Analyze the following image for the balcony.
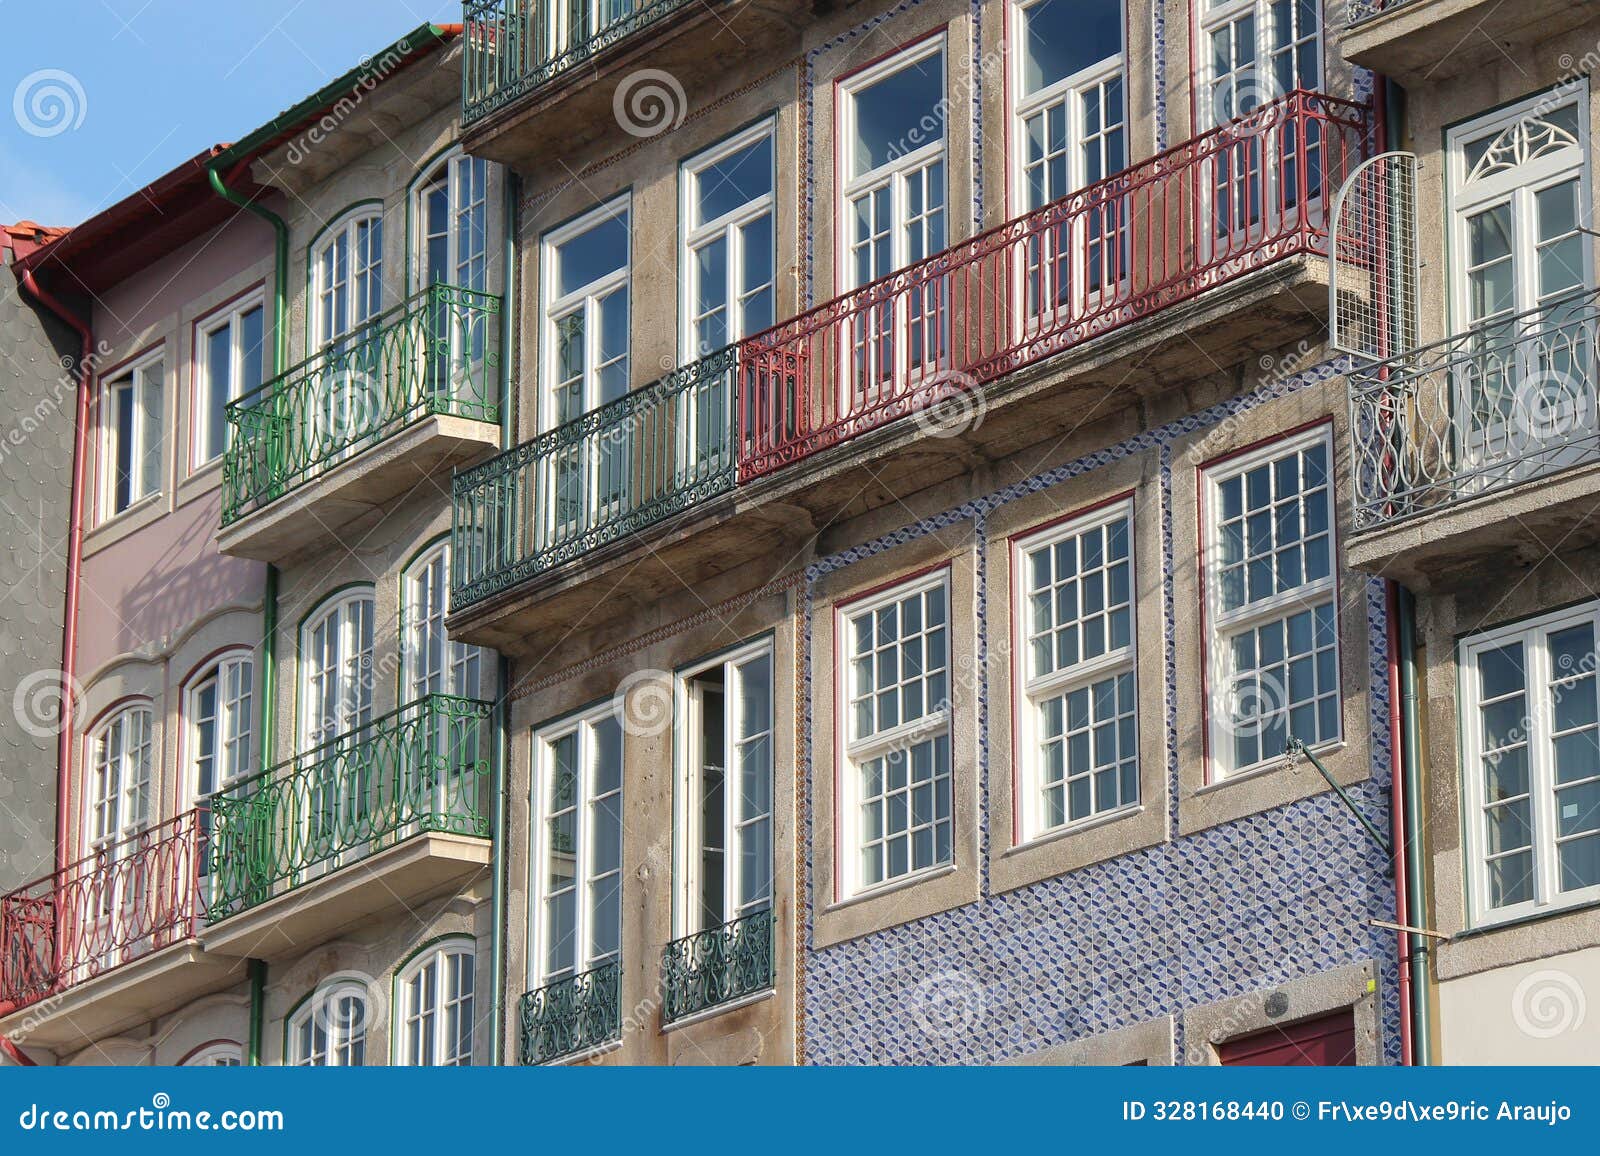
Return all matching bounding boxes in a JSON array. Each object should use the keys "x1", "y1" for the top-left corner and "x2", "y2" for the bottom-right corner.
[
  {"x1": 0, "y1": 813, "x2": 237, "y2": 1050},
  {"x1": 1341, "y1": 0, "x2": 1594, "y2": 83},
  {"x1": 448, "y1": 91, "x2": 1370, "y2": 647},
  {"x1": 201, "y1": 695, "x2": 494, "y2": 961},
  {"x1": 459, "y1": 0, "x2": 799, "y2": 167},
  {"x1": 660, "y1": 908, "x2": 774, "y2": 1026},
  {"x1": 217, "y1": 284, "x2": 502, "y2": 563},
  {"x1": 518, "y1": 961, "x2": 621, "y2": 1064},
  {"x1": 1346, "y1": 286, "x2": 1600, "y2": 589}
]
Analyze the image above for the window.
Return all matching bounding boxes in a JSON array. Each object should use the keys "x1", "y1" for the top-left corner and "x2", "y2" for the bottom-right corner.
[
  {"x1": 300, "y1": 590, "x2": 376, "y2": 751},
  {"x1": 1014, "y1": 0, "x2": 1124, "y2": 208},
  {"x1": 1447, "y1": 91, "x2": 1592, "y2": 477},
  {"x1": 1461, "y1": 603, "x2": 1600, "y2": 925},
  {"x1": 531, "y1": 705, "x2": 623, "y2": 990},
  {"x1": 287, "y1": 980, "x2": 368, "y2": 1066},
  {"x1": 100, "y1": 353, "x2": 163, "y2": 518},
  {"x1": 1199, "y1": 0, "x2": 1319, "y2": 125},
  {"x1": 313, "y1": 208, "x2": 385, "y2": 348},
  {"x1": 676, "y1": 641, "x2": 774, "y2": 936},
  {"x1": 837, "y1": 570, "x2": 953, "y2": 894},
  {"x1": 682, "y1": 124, "x2": 775, "y2": 356},
  {"x1": 1013, "y1": 500, "x2": 1137, "y2": 838},
  {"x1": 1203, "y1": 427, "x2": 1340, "y2": 778},
  {"x1": 403, "y1": 543, "x2": 482, "y2": 702},
  {"x1": 189, "y1": 653, "x2": 254, "y2": 871},
  {"x1": 418, "y1": 152, "x2": 490, "y2": 292},
  {"x1": 87, "y1": 704, "x2": 154, "y2": 858},
  {"x1": 183, "y1": 1042, "x2": 242, "y2": 1067},
  {"x1": 193, "y1": 296, "x2": 266, "y2": 467},
  {"x1": 541, "y1": 0, "x2": 636, "y2": 66},
  {"x1": 397, "y1": 942, "x2": 475, "y2": 1065},
  {"x1": 544, "y1": 198, "x2": 630, "y2": 427}
]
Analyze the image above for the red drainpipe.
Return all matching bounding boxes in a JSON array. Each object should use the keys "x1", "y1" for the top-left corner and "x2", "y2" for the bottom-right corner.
[
  {"x1": 16, "y1": 268, "x2": 92, "y2": 878},
  {"x1": 0, "y1": 1002, "x2": 37, "y2": 1065}
]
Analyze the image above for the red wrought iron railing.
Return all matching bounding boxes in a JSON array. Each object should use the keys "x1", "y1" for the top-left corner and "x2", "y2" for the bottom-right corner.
[
  {"x1": 736, "y1": 90, "x2": 1372, "y2": 481},
  {"x1": 0, "y1": 811, "x2": 203, "y2": 1014}
]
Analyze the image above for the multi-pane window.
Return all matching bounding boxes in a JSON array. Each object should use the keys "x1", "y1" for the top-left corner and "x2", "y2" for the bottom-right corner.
[
  {"x1": 314, "y1": 210, "x2": 385, "y2": 347},
  {"x1": 683, "y1": 123, "x2": 775, "y2": 356},
  {"x1": 404, "y1": 543, "x2": 482, "y2": 702},
  {"x1": 194, "y1": 297, "x2": 265, "y2": 467},
  {"x1": 532, "y1": 706, "x2": 623, "y2": 989},
  {"x1": 541, "y1": 0, "x2": 635, "y2": 65},
  {"x1": 301, "y1": 590, "x2": 375, "y2": 750},
  {"x1": 544, "y1": 198, "x2": 630, "y2": 426},
  {"x1": 101, "y1": 353, "x2": 163, "y2": 518},
  {"x1": 190, "y1": 653, "x2": 253, "y2": 872},
  {"x1": 183, "y1": 1043, "x2": 242, "y2": 1066},
  {"x1": 1204, "y1": 427, "x2": 1340, "y2": 777},
  {"x1": 677, "y1": 641, "x2": 774, "y2": 936},
  {"x1": 839, "y1": 571, "x2": 953, "y2": 893},
  {"x1": 397, "y1": 942, "x2": 475, "y2": 1066},
  {"x1": 1461, "y1": 604, "x2": 1600, "y2": 925},
  {"x1": 1200, "y1": 0, "x2": 1319, "y2": 124},
  {"x1": 288, "y1": 981, "x2": 367, "y2": 1066},
  {"x1": 1014, "y1": 500, "x2": 1138, "y2": 837},
  {"x1": 419, "y1": 153, "x2": 490, "y2": 292},
  {"x1": 88, "y1": 705, "x2": 154, "y2": 857}
]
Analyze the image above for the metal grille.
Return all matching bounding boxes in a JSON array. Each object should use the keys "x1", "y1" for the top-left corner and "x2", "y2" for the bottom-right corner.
[{"x1": 1330, "y1": 151, "x2": 1419, "y2": 361}]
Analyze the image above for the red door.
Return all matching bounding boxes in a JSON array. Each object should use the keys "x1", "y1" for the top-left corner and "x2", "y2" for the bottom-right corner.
[{"x1": 1217, "y1": 1009, "x2": 1357, "y2": 1066}]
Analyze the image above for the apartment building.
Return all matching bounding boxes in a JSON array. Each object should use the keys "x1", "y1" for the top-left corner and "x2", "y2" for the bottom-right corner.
[
  {"x1": 1339, "y1": 0, "x2": 1600, "y2": 1063},
  {"x1": 453, "y1": 0, "x2": 1400, "y2": 1065}
]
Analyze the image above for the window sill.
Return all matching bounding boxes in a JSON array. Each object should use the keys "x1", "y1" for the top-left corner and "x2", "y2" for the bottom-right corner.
[
  {"x1": 825, "y1": 861, "x2": 957, "y2": 913},
  {"x1": 1004, "y1": 803, "x2": 1144, "y2": 856},
  {"x1": 660, "y1": 986, "x2": 775, "y2": 1034},
  {"x1": 1193, "y1": 740, "x2": 1348, "y2": 795},
  {"x1": 1458, "y1": 895, "x2": 1600, "y2": 939},
  {"x1": 545, "y1": 1037, "x2": 623, "y2": 1066}
]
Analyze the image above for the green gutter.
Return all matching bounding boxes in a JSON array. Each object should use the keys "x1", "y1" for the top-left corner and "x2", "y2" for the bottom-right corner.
[
  {"x1": 207, "y1": 162, "x2": 288, "y2": 1066},
  {"x1": 1397, "y1": 586, "x2": 1433, "y2": 1065}
]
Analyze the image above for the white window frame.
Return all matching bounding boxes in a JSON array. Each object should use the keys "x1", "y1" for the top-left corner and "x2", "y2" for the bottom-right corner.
[
  {"x1": 541, "y1": 195, "x2": 632, "y2": 430},
  {"x1": 395, "y1": 939, "x2": 476, "y2": 1066},
  {"x1": 1459, "y1": 601, "x2": 1600, "y2": 928},
  {"x1": 286, "y1": 978, "x2": 369, "y2": 1067},
  {"x1": 1009, "y1": 0, "x2": 1126, "y2": 209},
  {"x1": 312, "y1": 206, "x2": 386, "y2": 350},
  {"x1": 192, "y1": 292, "x2": 266, "y2": 470},
  {"x1": 835, "y1": 568, "x2": 955, "y2": 897},
  {"x1": 1201, "y1": 424, "x2": 1342, "y2": 781},
  {"x1": 85, "y1": 703, "x2": 155, "y2": 860},
  {"x1": 1011, "y1": 498, "x2": 1139, "y2": 842},
  {"x1": 402, "y1": 542, "x2": 482, "y2": 702},
  {"x1": 680, "y1": 120, "x2": 777, "y2": 357},
  {"x1": 186, "y1": 651, "x2": 255, "y2": 805},
  {"x1": 299, "y1": 588, "x2": 376, "y2": 754},
  {"x1": 183, "y1": 1042, "x2": 242, "y2": 1066},
  {"x1": 98, "y1": 348, "x2": 165, "y2": 522},
  {"x1": 1196, "y1": 0, "x2": 1321, "y2": 127},
  {"x1": 528, "y1": 702, "x2": 625, "y2": 992},
  {"x1": 673, "y1": 638, "x2": 776, "y2": 938},
  {"x1": 415, "y1": 149, "x2": 491, "y2": 293}
]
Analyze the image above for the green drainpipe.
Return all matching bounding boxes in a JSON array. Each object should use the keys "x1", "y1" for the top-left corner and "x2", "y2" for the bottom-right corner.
[
  {"x1": 208, "y1": 163, "x2": 289, "y2": 1066},
  {"x1": 1397, "y1": 586, "x2": 1433, "y2": 1065},
  {"x1": 488, "y1": 170, "x2": 520, "y2": 1065}
]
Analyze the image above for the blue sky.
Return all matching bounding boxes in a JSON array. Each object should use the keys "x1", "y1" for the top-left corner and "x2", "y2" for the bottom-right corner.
[{"x1": 0, "y1": 0, "x2": 453, "y2": 228}]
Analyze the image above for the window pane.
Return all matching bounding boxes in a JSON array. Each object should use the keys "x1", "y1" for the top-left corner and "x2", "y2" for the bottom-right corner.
[
  {"x1": 695, "y1": 134, "x2": 773, "y2": 225},
  {"x1": 556, "y1": 211, "x2": 629, "y2": 297},
  {"x1": 851, "y1": 52, "x2": 944, "y2": 178},
  {"x1": 1020, "y1": 0, "x2": 1121, "y2": 96}
]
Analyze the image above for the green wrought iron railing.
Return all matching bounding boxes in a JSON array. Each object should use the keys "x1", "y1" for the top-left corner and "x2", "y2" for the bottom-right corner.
[
  {"x1": 221, "y1": 283, "x2": 500, "y2": 527},
  {"x1": 518, "y1": 961, "x2": 622, "y2": 1064},
  {"x1": 660, "y1": 908, "x2": 774, "y2": 1025},
  {"x1": 462, "y1": 0, "x2": 702, "y2": 123},
  {"x1": 206, "y1": 694, "x2": 493, "y2": 921},
  {"x1": 450, "y1": 344, "x2": 737, "y2": 611}
]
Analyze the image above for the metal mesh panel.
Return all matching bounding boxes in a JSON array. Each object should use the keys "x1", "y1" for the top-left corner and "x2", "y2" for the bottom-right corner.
[{"x1": 1330, "y1": 151, "x2": 1419, "y2": 361}]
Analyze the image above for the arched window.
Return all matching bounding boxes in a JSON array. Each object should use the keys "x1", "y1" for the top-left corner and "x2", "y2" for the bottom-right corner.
[
  {"x1": 86, "y1": 704, "x2": 155, "y2": 858},
  {"x1": 286, "y1": 979, "x2": 368, "y2": 1066},
  {"x1": 183, "y1": 1041, "x2": 242, "y2": 1067},
  {"x1": 300, "y1": 589, "x2": 376, "y2": 752},
  {"x1": 312, "y1": 208, "x2": 385, "y2": 349},
  {"x1": 416, "y1": 152, "x2": 490, "y2": 292},
  {"x1": 188, "y1": 652, "x2": 254, "y2": 804},
  {"x1": 396, "y1": 940, "x2": 475, "y2": 1065},
  {"x1": 403, "y1": 543, "x2": 481, "y2": 702}
]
